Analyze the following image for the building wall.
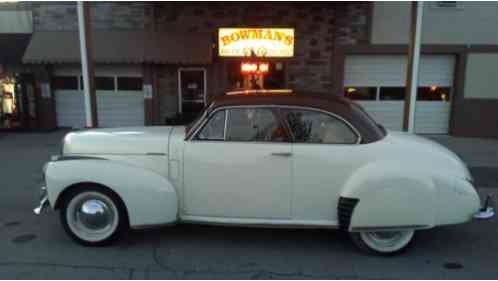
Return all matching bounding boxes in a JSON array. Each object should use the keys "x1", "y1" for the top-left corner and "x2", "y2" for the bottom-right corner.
[
  {"x1": 152, "y1": 2, "x2": 370, "y2": 118},
  {"x1": 32, "y1": 2, "x2": 148, "y2": 31},
  {"x1": 372, "y1": 2, "x2": 498, "y2": 45},
  {"x1": 464, "y1": 53, "x2": 498, "y2": 99}
]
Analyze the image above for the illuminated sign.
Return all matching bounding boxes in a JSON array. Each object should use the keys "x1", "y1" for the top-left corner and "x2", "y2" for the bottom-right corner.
[{"x1": 218, "y1": 28, "x2": 294, "y2": 58}]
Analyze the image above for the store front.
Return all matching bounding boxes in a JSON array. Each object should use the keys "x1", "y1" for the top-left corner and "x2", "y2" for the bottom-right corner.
[
  {"x1": 219, "y1": 28, "x2": 294, "y2": 92},
  {"x1": 0, "y1": 34, "x2": 35, "y2": 130}
]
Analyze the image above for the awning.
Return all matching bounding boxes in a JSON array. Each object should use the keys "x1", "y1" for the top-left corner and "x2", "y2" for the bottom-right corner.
[
  {"x1": 0, "y1": 34, "x2": 31, "y2": 65},
  {"x1": 22, "y1": 31, "x2": 213, "y2": 65}
]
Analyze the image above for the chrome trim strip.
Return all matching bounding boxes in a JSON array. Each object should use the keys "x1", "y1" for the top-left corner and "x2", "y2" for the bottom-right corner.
[
  {"x1": 145, "y1": 152, "x2": 167, "y2": 156},
  {"x1": 53, "y1": 155, "x2": 108, "y2": 162}
]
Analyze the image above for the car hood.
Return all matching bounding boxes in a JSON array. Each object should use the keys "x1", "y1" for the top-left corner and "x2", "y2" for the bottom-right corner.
[
  {"x1": 62, "y1": 126, "x2": 175, "y2": 155},
  {"x1": 382, "y1": 131, "x2": 472, "y2": 181}
]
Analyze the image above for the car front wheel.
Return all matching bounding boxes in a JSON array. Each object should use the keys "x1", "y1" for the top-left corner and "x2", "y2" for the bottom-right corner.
[
  {"x1": 60, "y1": 187, "x2": 128, "y2": 246},
  {"x1": 350, "y1": 230, "x2": 415, "y2": 255}
]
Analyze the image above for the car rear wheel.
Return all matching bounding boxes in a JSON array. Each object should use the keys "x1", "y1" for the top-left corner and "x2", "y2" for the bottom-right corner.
[
  {"x1": 60, "y1": 187, "x2": 128, "y2": 246},
  {"x1": 350, "y1": 230, "x2": 415, "y2": 255}
]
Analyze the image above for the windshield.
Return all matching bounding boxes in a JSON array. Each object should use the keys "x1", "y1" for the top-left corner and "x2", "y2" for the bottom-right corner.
[{"x1": 185, "y1": 104, "x2": 211, "y2": 136}]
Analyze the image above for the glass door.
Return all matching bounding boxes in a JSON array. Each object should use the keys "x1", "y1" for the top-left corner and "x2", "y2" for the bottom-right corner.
[{"x1": 178, "y1": 68, "x2": 206, "y2": 123}]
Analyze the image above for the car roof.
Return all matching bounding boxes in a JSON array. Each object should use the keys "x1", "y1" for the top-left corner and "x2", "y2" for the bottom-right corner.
[
  {"x1": 205, "y1": 89, "x2": 385, "y2": 144},
  {"x1": 210, "y1": 90, "x2": 354, "y2": 112}
]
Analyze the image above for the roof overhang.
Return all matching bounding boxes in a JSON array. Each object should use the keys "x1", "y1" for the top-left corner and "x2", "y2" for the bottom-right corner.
[
  {"x1": 23, "y1": 31, "x2": 213, "y2": 65},
  {"x1": 0, "y1": 33, "x2": 31, "y2": 65}
]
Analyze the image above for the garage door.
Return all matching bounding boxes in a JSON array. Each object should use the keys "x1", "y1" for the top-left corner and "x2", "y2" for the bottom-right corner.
[
  {"x1": 344, "y1": 55, "x2": 455, "y2": 134},
  {"x1": 53, "y1": 74, "x2": 144, "y2": 128}
]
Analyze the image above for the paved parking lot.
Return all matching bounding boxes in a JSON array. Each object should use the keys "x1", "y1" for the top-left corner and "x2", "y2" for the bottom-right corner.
[{"x1": 0, "y1": 130, "x2": 497, "y2": 279}]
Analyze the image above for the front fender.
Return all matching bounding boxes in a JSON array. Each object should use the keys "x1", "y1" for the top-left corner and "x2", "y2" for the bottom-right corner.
[
  {"x1": 45, "y1": 159, "x2": 178, "y2": 227},
  {"x1": 340, "y1": 161, "x2": 437, "y2": 231}
]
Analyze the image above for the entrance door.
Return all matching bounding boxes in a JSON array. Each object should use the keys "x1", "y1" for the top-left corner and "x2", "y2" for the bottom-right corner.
[
  {"x1": 178, "y1": 68, "x2": 206, "y2": 123},
  {"x1": 183, "y1": 107, "x2": 292, "y2": 219}
]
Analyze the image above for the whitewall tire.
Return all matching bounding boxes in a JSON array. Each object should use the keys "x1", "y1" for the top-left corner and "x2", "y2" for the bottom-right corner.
[
  {"x1": 60, "y1": 187, "x2": 128, "y2": 246},
  {"x1": 350, "y1": 230, "x2": 415, "y2": 255}
]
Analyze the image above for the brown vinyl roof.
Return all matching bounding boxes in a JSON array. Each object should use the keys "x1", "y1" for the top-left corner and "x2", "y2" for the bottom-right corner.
[
  {"x1": 208, "y1": 90, "x2": 386, "y2": 144},
  {"x1": 23, "y1": 31, "x2": 213, "y2": 64}
]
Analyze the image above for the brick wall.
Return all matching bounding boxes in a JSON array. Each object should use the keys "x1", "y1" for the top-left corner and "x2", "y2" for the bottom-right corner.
[
  {"x1": 153, "y1": 3, "x2": 369, "y2": 92},
  {"x1": 152, "y1": 2, "x2": 370, "y2": 119},
  {"x1": 32, "y1": 2, "x2": 147, "y2": 31}
]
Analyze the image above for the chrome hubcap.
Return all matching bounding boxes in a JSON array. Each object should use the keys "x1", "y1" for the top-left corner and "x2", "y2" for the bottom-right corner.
[
  {"x1": 77, "y1": 199, "x2": 113, "y2": 231},
  {"x1": 66, "y1": 192, "x2": 119, "y2": 242}
]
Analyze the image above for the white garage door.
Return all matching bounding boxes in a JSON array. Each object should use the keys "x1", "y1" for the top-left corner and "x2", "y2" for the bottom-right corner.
[
  {"x1": 55, "y1": 90, "x2": 145, "y2": 128},
  {"x1": 344, "y1": 55, "x2": 455, "y2": 134},
  {"x1": 53, "y1": 66, "x2": 145, "y2": 128}
]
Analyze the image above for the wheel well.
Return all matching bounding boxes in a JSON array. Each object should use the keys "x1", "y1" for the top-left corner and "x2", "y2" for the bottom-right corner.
[{"x1": 54, "y1": 182, "x2": 129, "y2": 223}]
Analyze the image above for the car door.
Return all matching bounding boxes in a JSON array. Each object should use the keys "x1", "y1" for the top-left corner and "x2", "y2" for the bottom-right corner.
[
  {"x1": 183, "y1": 106, "x2": 293, "y2": 220},
  {"x1": 281, "y1": 107, "x2": 361, "y2": 223}
]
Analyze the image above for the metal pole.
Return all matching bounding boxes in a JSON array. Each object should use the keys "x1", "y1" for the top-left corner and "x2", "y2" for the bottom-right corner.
[
  {"x1": 403, "y1": 1, "x2": 424, "y2": 133},
  {"x1": 77, "y1": 1, "x2": 98, "y2": 128}
]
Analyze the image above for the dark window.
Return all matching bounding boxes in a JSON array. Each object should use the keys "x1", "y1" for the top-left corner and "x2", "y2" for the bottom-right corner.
[
  {"x1": 52, "y1": 76, "x2": 78, "y2": 90},
  {"x1": 226, "y1": 108, "x2": 287, "y2": 142},
  {"x1": 380, "y1": 87, "x2": 405, "y2": 100},
  {"x1": 117, "y1": 77, "x2": 142, "y2": 91},
  {"x1": 282, "y1": 109, "x2": 358, "y2": 144},
  {"x1": 95, "y1": 77, "x2": 115, "y2": 91},
  {"x1": 344, "y1": 87, "x2": 377, "y2": 100},
  {"x1": 196, "y1": 110, "x2": 225, "y2": 141},
  {"x1": 417, "y1": 86, "x2": 451, "y2": 101}
]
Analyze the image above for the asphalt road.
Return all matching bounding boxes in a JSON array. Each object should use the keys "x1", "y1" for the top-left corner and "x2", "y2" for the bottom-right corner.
[{"x1": 1, "y1": 130, "x2": 497, "y2": 279}]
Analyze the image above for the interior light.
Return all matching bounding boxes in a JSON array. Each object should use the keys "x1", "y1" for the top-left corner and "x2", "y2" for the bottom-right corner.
[
  {"x1": 347, "y1": 88, "x2": 356, "y2": 93},
  {"x1": 241, "y1": 62, "x2": 258, "y2": 73},
  {"x1": 258, "y1": 63, "x2": 269, "y2": 73},
  {"x1": 430, "y1": 85, "x2": 438, "y2": 91}
]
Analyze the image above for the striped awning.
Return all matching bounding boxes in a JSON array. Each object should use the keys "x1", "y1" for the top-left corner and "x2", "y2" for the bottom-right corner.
[{"x1": 23, "y1": 31, "x2": 213, "y2": 64}]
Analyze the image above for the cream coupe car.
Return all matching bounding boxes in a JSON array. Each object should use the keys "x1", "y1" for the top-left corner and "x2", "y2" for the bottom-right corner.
[{"x1": 35, "y1": 89, "x2": 482, "y2": 255}]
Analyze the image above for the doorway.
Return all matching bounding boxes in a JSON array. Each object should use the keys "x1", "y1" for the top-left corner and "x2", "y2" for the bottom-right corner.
[{"x1": 178, "y1": 68, "x2": 207, "y2": 123}]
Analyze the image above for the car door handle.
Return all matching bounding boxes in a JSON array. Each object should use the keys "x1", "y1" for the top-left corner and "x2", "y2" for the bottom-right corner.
[{"x1": 271, "y1": 152, "x2": 293, "y2": 157}]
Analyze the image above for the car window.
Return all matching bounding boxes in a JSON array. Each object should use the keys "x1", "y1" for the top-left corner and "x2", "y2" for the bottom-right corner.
[
  {"x1": 226, "y1": 108, "x2": 288, "y2": 142},
  {"x1": 282, "y1": 109, "x2": 358, "y2": 144},
  {"x1": 196, "y1": 110, "x2": 225, "y2": 141}
]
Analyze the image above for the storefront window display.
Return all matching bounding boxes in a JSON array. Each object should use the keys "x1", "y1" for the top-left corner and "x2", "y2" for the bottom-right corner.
[{"x1": 0, "y1": 77, "x2": 17, "y2": 129}]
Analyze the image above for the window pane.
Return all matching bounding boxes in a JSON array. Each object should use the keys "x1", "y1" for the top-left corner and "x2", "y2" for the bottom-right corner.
[
  {"x1": 283, "y1": 109, "x2": 358, "y2": 144},
  {"x1": 95, "y1": 77, "x2": 115, "y2": 91},
  {"x1": 226, "y1": 108, "x2": 287, "y2": 142},
  {"x1": 379, "y1": 87, "x2": 405, "y2": 100},
  {"x1": 117, "y1": 77, "x2": 142, "y2": 91},
  {"x1": 196, "y1": 110, "x2": 225, "y2": 141},
  {"x1": 417, "y1": 86, "x2": 451, "y2": 101},
  {"x1": 344, "y1": 87, "x2": 377, "y2": 100},
  {"x1": 52, "y1": 76, "x2": 78, "y2": 90}
]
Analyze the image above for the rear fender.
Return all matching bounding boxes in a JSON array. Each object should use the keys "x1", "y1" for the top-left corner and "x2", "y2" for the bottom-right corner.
[
  {"x1": 340, "y1": 161, "x2": 437, "y2": 231},
  {"x1": 45, "y1": 158, "x2": 178, "y2": 227}
]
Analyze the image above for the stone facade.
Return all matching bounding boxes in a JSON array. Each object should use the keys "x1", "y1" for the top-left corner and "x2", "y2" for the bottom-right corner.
[
  {"x1": 150, "y1": 2, "x2": 370, "y2": 119},
  {"x1": 28, "y1": 2, "x2": 371, "y2": 123},
  {"x1": 32, "y1": 2, "x2": 147, "y2": 31},
  {"x1": 152, "y1": 3, "x2": 369, "y2": 92}
]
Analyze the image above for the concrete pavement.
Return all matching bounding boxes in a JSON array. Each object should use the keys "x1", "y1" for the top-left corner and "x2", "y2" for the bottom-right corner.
[{"x1": 0, "y1": 130, "x2": 497, "y2": 279}]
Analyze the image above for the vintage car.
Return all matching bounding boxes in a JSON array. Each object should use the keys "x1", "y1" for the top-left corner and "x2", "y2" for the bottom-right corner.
[{"x1": 35, "y1": 89, "x2": 482, "y2": 255}]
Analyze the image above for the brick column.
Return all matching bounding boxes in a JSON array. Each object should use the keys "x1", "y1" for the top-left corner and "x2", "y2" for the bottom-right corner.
[
  {"x1": 35, "y1": 65, "x2": 57, "y2": 130},
  {"x1": 143, "y1": 64, "x2": 160, "y2": 125}
]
